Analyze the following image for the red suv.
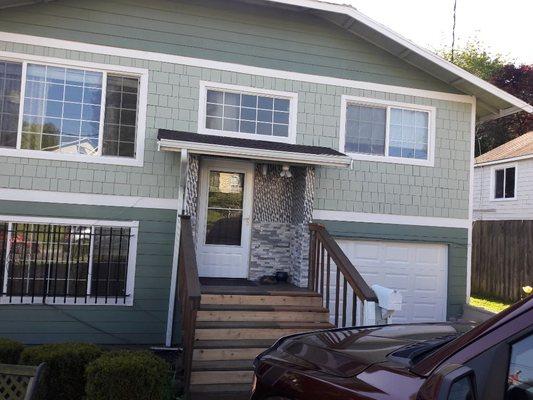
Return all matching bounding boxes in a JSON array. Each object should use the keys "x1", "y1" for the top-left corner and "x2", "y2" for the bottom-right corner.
[{"x1": 252, "y1": 296, "x2": 533, "y2": 400}]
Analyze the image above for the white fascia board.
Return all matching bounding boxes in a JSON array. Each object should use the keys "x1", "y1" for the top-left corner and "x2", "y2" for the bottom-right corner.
[
  {"x1": 158, "y1": 139, "x2": 352, "y2": 168},
  {"x1": 266, "y1": 0, "x2": 532, "y2": 116},
  {"x1": 0, "y1": 31, "x2": 473, "y2": 104},
  {"x1": 313, "y1": 209, "x2": 470, "y2": 229},
  {"x1": 474, "y1": 154, "x2": 533, "y2": 168}
]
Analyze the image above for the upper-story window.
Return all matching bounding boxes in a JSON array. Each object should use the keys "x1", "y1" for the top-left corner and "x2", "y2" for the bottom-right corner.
[
  {"x1": 0, "y1": 54, "x2": 147, "y2": 166},
  {"x1": 199, "y1": 82, "x2": 297, "y2": 144},
  {"x1": 493, "y1": 165, "x2": 516, "y2": 200},
  {"x1": 340, "y1": 96, "x2": 436, "y2": 166}
]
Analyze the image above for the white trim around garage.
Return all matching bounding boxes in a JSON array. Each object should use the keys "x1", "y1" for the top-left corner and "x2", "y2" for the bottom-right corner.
[
  {"x1": 0, "y1": 188, "x2": 178, "y2": 210},
  {"x1": 313, "y1": 209, "x2": 470, "y2": 229},
  {"x1": 0, "y1": 32, "x2": 475, "y2": 105}
]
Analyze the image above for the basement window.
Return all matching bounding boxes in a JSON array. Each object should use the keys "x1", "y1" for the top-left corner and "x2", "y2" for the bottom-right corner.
[{"x1": 0, "y1": 218, "x2": 138, "y2": 305}]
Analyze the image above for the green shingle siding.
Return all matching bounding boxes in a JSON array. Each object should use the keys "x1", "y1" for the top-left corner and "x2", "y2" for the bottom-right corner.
[
  {"x1": 0, "y1": 200, "x2": 177, "y2": 345},
  {"x1": 0, "y1": 0, "x2": 457, "y2": 92},
  {"x1": 318, "y1": 220, "x2": 468, "y2": 318},
  {"x1": 0, "y1": 39, "x2": 472, "y2": 220}
]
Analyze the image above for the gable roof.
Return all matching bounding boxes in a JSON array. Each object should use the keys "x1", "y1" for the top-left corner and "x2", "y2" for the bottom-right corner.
[
  {"x1": 2, "y1": 0, "x2": 532, "y2": 122},
  {"x1": 475, "y1": 131, "x2": 533, "y2": 166}
]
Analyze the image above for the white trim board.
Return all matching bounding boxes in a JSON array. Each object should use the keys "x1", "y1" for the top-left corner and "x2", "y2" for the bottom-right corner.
[
  {"x1": 158, "y1": 138, "x2": 352, "y2": 168},
  {"x1": 475, "y1": 154, "x2": 533, "y2": 167},
  {"x1": 0, "y1": 188, "x2": 178, "y2": 210},
  {"x1": 313, "y1": 210, "x2": 470, "y2": 229},
  {"x1": 0, "y1": 32, "x2": 474, "y2": 105}
]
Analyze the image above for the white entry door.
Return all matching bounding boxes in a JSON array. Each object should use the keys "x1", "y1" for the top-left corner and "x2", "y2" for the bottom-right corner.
[
  {"x1": 197, "y1": 159, "x2": 254, "y2": 278},
  {"x1": 336, "y1": 239, "x2": 448, "y2": 323}
]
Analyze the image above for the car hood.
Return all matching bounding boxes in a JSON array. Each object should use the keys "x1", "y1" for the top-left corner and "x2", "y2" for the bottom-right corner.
[{"x1": 269, "y1": 323, "x2": 472, "y2": 378}]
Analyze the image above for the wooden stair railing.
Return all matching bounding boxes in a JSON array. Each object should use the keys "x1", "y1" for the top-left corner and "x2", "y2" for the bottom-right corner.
[
  {"x1": 308, "y1": 223, "x2": 378, "y2": 328},
  {"x1": 177, "y1": 216, "x2": 201, "y2": 396}
]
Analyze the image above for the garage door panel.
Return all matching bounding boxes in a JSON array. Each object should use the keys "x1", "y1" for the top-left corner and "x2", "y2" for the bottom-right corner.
[{"x1": 337, "y1": 239, "x2": 448, "y2": 324}]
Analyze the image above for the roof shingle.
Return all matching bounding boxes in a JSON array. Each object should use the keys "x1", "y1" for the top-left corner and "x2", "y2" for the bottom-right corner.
[{"x1": 475, "y1": 132, "x2": 533, "y2": 165}]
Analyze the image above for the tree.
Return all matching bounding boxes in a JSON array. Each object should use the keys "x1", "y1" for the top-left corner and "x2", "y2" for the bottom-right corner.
[
  {"x1": 441, "y1": 43, "x2": 532, "y2": 156},
  {"x1": 440, "y1": 40, "x2": 506, "y2": 80}
]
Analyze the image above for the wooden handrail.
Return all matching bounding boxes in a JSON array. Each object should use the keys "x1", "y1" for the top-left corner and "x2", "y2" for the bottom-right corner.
[
  {"x1": 308, "y1": 223, "x2": 377, "y2": 328},
  {"x1": 177, "y1": 216, "x2": 201, "y2": 396}
]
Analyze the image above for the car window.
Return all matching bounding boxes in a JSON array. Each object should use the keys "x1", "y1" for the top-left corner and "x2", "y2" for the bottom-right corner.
[
  {"x1": 507, "y1": 333, "x2": 533, "y2": 400},
  {"x1": 448, "y1": 375, "x2": 476, "y2": 400}
]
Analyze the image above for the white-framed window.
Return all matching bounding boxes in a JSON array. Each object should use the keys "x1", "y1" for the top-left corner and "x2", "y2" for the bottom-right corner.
[
  {"x1": 0, "y1": 52, "x2": 148, "y2": 167},
  {"x1": 339, "y1": 95, "x2": 436, "y2": 166},
  {"x1": 0, "y1": 216, "x2": 138, "y2": 306},
  {"x1": 198, "y1": 81, "x2": 298, "y2": 144},
  {"x1": 491, "y1": 164, "x2": 517, "y2": 201}
]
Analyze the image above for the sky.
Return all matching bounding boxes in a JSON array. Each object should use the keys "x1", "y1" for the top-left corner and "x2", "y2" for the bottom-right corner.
[{"x1": 332, "y1": 0, "x2": 532, "y2": 64}]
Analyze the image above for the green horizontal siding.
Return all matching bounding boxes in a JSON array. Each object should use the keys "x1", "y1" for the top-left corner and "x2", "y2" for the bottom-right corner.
[
  {"x1": 0, "y1": 0, "x2": 456, "y2": 92},
  {"x1": 0, "y1": 201, "x2": 177, "y2": 345},
  {"x1": 317, "y1": 220, "x2": 468, "y2": 318}
]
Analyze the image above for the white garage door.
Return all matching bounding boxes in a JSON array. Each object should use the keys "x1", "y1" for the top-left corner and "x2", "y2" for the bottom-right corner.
[{"x1": 336, "y1": 239, "x2": 448, "y2": 323}]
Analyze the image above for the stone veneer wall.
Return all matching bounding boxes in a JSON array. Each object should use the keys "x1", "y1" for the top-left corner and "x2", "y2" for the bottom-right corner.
[
  {"x1": 184, "y1": 154, "x2": 200, "y2": 239},
  {"x1": 249, "y1": 164, "x2": 315, "y2": 287}
]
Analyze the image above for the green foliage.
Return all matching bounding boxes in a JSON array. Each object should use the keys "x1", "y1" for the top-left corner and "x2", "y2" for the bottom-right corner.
[
  {"x1": 85, "y1": 350, "x2": 171, "y2": 400},
  {"x1": 20, "y1": 343, "x2": 103, "y2": 400},
  {"x1": 470, "y1": 296, "x2": 512, "y2": 314},
  {"x1": 440, "y1": 40, "x2": 506, "y2": 81},
  {"x1": 0, "y1": 338, "x2": 24, "y2": 364}
]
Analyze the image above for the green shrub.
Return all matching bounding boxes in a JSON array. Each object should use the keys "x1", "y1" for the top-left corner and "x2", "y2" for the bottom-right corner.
[
  {"x1": 0, "y1": 338, "x2": 24, "y2": 364},
  {"x1": 86, "y1": 351, "x2": 171, "y2": 400},
  {"x1": 20, "y1": 342, "x2": 103, "y2": 400}
]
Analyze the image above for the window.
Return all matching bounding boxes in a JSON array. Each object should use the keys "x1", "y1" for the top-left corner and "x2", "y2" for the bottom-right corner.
[
  {"x1": 199, "y1": 82, "x2": 297, "y2": 143},
  {"x1": 507, "y1": 334, "x2": 533, "y2": 399},
  {"x1": 493, "y1": 166, "x2": 516, "y2": 200},
  {"x1": 0, "y1": 218, "x2": 138, "y2": 305},
  {"x1": 0, "y1": 54, "x2": 147, "y2": 165},
  {"x1": 448, "y1": 375, "x2": 476, "y2": 400},
  {"x1": 340, "y1": 96, "x2": 435, "y2": 166}
]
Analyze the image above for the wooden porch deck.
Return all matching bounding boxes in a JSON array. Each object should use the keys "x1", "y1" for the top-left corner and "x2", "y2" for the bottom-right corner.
[{"x1": 200, "y1": 278, "x2": 316, "y2": 295}]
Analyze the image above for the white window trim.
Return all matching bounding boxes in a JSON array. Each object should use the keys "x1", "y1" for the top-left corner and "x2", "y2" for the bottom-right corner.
[
  {"x1": 0, "y1": 215, "x2": 138, "y2": 306},
  {"x1": 339, "y1": 95, "x2": 436, "y2": 167},
  {"x1": 490, "y1": 163, "x2": 517, "y2": 201},
  {"x1": 198, "y1": 81, "x2": 298, "y2": 144},
  {"x1": 0, "y1": 51, "x2": 149, "y2": 167}
]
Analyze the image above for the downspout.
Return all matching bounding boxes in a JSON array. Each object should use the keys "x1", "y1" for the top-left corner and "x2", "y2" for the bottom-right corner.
[{"x1": 165, "y1": 148, "x2": 189, "y2": 347}]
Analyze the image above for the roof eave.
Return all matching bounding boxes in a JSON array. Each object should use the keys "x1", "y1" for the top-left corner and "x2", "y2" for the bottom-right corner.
[{"x1": 158, "y1": 138, "x2": 352, "y2": 168}]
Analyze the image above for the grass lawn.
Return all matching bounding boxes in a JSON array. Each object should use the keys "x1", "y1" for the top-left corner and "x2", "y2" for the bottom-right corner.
[{"x1": 470, "y1": 296, "x2": 513, "y2": 314}]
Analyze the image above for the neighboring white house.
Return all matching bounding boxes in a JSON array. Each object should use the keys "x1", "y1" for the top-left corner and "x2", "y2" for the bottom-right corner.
[{"x1": 474, "y1": 131, "x2": 533, "y2": 220}]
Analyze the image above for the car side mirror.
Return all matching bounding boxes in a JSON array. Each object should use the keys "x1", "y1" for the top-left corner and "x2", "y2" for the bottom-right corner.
[{"x1": 418, "y1": 364, "x2": 477, "y2": 400}]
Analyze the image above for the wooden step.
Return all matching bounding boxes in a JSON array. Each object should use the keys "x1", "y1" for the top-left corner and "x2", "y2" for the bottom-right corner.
[
  {"x1": 190, "y1": 370, "x2": 254, "y2": 385},
  {"x1": 195, "y1": 321, "x2": 333, "y2": 340},
  {"x1": 192, "y1": 360, "x2": 254, "y2": 371},
  {"x1": 193, "y1": 340, "x2": 273, "y2": 361},
  {"x1": 201, "y1": 293, "x2": 323, "y2": 307},
  {"x1": 189, "y1": 384, "x2": 251, "y2": 400},
  {"x1": 197, "y1": 304, "x2": 329, "y2": 322}
]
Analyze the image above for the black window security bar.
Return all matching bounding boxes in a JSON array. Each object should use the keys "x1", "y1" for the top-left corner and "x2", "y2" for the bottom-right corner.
[{"x1": 0, "y1": 223, "x2": 133, "y2": 305}]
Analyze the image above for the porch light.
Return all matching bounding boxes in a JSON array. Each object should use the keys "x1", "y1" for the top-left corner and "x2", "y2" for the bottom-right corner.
[{"x1": 280, "y1": 164, "x2": 292, "y2": 178}]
